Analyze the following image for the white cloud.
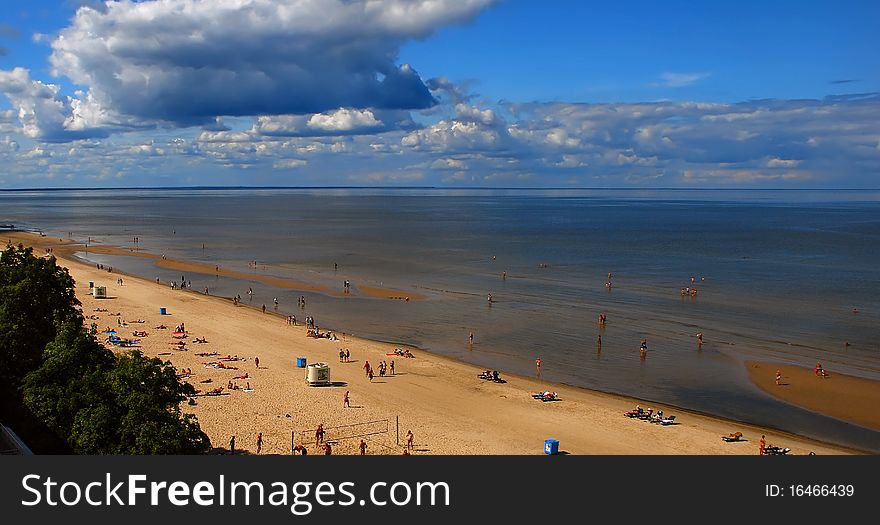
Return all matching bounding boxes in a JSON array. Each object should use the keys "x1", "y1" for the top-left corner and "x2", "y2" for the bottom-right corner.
[
  {"x1": 273, "y1": 159, "x2": 307, "y2": 169},
  {"x1": 654, "y1": 72, "x2": 711, "y2": 88},
  {"x1": 41, "y1": 0, "x2": 492, "y2": 129},
  {"x1": 766, "y1": 157, "x2": 801, "y2": 168},
  {"x1": 307, "y1": 108, "x2": 382, "y2": 132}
]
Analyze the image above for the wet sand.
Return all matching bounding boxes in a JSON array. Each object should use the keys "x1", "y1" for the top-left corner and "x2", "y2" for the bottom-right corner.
[
  {"x1": 746, "y1": 362, "x2": 880, "y2": 431},
  {"x1": 6, "y1": 231, "x2": 861, "y2": 455},
  {"x1": 356, "y1": 284, "x2": 425, "y2": 301},
  {"x1": 5, "y1": 232, "x2": 423, "y2": 300}
]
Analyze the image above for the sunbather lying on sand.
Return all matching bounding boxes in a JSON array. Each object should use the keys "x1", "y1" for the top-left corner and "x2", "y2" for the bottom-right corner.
[
  {"x1": 154, "y1": 324, "x2": 167, "y2": 329},
  {"x1": 193, "y1": 337, "x2": 208, "y2": 343},
  {"x1": 532, "y1": 391, "x2": 558, "y2": 401}
]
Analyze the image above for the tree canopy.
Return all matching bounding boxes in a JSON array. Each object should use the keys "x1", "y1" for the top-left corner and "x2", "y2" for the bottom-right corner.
[
  {"x1": 0, "y1": 244, "x2": 81, "y2": 387},
  {"x1": 3, "y1": 243, "x2": 211, "y2": 454}
]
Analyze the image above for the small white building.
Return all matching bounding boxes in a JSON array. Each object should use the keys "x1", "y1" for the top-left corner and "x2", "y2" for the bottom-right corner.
[{"x1": 305, "y1": 363, "x2": 331, "y2": 386}]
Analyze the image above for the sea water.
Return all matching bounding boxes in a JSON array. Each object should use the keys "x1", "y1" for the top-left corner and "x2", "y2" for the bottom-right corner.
[{"x1": 3, "y1": 188, "x2": 879, "y2": 451}]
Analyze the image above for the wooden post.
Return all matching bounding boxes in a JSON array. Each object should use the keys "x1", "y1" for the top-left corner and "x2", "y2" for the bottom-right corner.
[
  {"x1": 396, "y1": 416, "x2": 399, "y2": 445},
  {"x1": 291, "y1": 431, "x2": 295, "y2": 455}
]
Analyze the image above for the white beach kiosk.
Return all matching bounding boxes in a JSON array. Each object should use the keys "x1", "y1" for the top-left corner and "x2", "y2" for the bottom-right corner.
[{"x1": 305, "y1": 363, "x2": 331, "y2": 386}]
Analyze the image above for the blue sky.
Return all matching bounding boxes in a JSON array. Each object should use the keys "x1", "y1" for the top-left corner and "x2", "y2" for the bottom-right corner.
[{"x1": 0, "y1": 0, "x2": 878, "y2": 188}]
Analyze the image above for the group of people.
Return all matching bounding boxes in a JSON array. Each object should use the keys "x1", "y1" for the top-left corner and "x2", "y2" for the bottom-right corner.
[
  {"x1": 391, "y1": 348, "x2": 414, "y2": 358},
  {"x1": 478, "y1": 370, "x2": 502, "y2": 382},
  {"x1": 172, "y1": 275, "x2": 191, "y2": 290},
  {"x1": 338, "y1": 348, "x2": 351, "y2": 362},
  {"x1": 360, "y1": 359, "x2": 393, "y2": 380}
]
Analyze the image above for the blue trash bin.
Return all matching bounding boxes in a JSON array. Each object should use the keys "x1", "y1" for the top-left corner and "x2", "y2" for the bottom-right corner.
[
  {"x1": 159, "y1": 307, "x2": 167, "y2": 315},
  {"x1": 296, "y1": 357, "x2": 307, "y2": 368},
  {"x1": 544, "y1": 439, "x2": 559, "y2": 455}
]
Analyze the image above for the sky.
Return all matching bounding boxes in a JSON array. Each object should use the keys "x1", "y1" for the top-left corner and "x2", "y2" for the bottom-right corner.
[{"x1": 0, "y1": 0, "x2": 878, "y2": 188}]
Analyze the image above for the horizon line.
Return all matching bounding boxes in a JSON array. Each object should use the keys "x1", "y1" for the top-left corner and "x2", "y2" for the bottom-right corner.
[{"x1": 1, "y1": 186, "x2": 878, "y2": 192}]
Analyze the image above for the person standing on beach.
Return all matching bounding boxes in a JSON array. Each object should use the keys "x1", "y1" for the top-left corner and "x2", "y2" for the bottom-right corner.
[
  {"x1": 315, "y1": 424, "x2": 325, "y2": 445},
  {"x1": 323, "y1": 443, "x2": 332, "y2": 455},
  {"x1": 345, "y1": 349, "x2": 350, "y2": 362},
  {"x1": 363, "y1": 360, "x2": 370, "y2": 377},
  {"x1": 262, "y1": 304, "x2": 266, "y2": 314},
  {"x1": 368, "y1": 367, "x2": 374, "y2": 382},
  {"x1": 256, "y1": 432, "x2": 263, "y2": 454},
  {"x1": 469, "y1": 332, "x2": 474, "y2": 345},
  {"x1": 696, "y1": 332, "x2": 703, "y2": 347},
  {"x1": 255, "y1": 356, "x2": 260, "y2": 369},
  {"x1": 344, "y1": 390, "x2": 350, "y2": 408},
  {"x1": 359, "y1": 439, "x2": 367, "y2": 455},
  {"x1": 759, "y1": 435, "x2": 766, "y2": 455},
  {"x1": 535, "y1": 357, "x2": 541, "y2": 375},
  {"x1": 229, "y1": 435, "x2": 235, "y2": 455},
  {"x1": 775, "y1": 370, "x2": 782, "y2": 385},
  {"x1": 390, "y1": 360, "x2": 395, "y2": 375},
  {"x1": 406, "y1": 430, "x2": 414, "y2": 451}
]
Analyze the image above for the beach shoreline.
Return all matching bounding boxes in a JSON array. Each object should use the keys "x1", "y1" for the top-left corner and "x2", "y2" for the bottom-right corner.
[
  {"x1": 5, "y1": 230, "x2": 869, "y2": 455},
  {"x1": 746, "y1": 361, "x2": 880, "y2": 432}
]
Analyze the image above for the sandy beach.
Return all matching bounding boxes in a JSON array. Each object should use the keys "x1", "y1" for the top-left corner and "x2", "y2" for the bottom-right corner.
[
  {"x1": 746, "y1": 362, "x2": 880, "y2": 432},
  {"x1": 6, "y1": 231, "x2": 863, "y2": 455}
]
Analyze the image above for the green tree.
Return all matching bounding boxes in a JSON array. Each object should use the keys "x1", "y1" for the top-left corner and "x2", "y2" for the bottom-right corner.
[
  {"x1": 23, "y1": 326, "x2": 211, "y2": 454},
  {"x1": 21, "y1": 322, "x2": 115, "y2": 440},
  {"x1": 0, "y1": 244, "x2": 81, "y2": 387},
  {"x1": 78, "y1": 350, "x2": 211, "y2": 455}
]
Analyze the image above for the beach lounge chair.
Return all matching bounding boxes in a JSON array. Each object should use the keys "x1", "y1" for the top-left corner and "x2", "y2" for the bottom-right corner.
[{"x1": 658, "y1": 415, "x2": 677, "y2": 425}]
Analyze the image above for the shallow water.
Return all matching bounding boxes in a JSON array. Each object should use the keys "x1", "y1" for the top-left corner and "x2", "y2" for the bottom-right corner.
[{"x1": 3, "y1": 188, "x2": 879, "y2": 451}]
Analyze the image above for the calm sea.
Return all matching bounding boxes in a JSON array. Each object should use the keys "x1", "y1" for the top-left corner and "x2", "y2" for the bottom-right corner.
[{"x1": 3, "y1": 188, "x2": 879, "y2": 451}]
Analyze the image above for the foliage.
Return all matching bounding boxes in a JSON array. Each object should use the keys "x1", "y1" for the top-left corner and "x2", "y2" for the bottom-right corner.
[
  {"x1": 23, "y1": 325, "x2": 211, "y2": 454},
  {"x1": 0, "y1": 244, "x2": 81, "y2": 387},
  {"x1": 4, "y1": 244, "x2": 210, "y2": 454}
]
